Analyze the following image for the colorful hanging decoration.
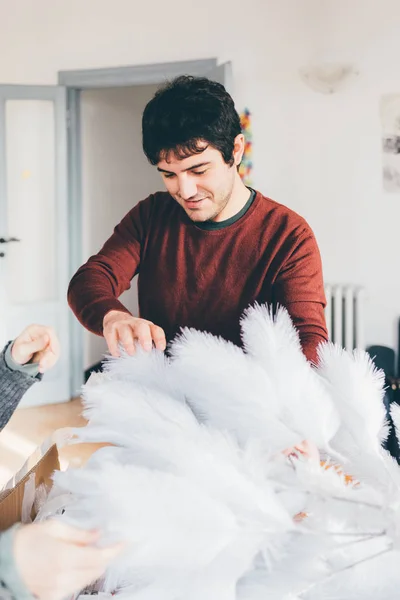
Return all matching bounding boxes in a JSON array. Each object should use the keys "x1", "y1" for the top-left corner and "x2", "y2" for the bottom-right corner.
[{"x1": 239, "y1": 108, "x2": 253, "y2": 186}]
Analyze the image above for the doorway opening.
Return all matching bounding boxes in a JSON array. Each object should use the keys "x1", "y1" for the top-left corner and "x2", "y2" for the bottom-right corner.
[{"x1": 61, "y1": 59, "x2": 231, "y2": 394}]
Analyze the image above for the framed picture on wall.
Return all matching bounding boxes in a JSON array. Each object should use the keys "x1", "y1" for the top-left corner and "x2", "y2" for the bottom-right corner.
[{"x1": 380, "y1": 94, "x2": 400, "y2": 192}]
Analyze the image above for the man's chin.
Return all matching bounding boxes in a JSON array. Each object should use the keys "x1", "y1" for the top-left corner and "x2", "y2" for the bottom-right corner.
[{"x1": 185, "y1": 208, "x2": 214, "y2": 223}]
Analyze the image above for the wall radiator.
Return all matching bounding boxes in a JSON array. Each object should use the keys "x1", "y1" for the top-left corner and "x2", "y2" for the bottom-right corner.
[{"x1": 324, "y1": 284, "x2": 365, "y2": 351}]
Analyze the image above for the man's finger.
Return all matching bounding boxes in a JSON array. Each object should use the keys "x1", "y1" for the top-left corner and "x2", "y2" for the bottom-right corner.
[
  {"x1": 150, "y1": 324, "x2": 167, "y2": 351},
  {"x1": 135, "y1": 322, "x2": 153, "y2": 352},
  {"x1": 117, "y1": 325, "x2": 136, "y2": 356},
  {"x1": 104, "y1": 328, "x2": 120, "y2": 357}
]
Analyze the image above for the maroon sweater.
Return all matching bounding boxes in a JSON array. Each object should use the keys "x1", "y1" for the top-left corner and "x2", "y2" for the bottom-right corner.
[{"x1": 68, "y1": 190, "x2": 328, "y2": 363}]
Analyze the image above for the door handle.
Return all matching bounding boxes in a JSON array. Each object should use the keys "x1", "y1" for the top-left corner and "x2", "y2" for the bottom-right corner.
[
  {"x1": 0, "y1": 237, "x2": 20, "y2": 244},
  {"x1": 0, "y1": 252, "x2": 5, "y2": 258}
]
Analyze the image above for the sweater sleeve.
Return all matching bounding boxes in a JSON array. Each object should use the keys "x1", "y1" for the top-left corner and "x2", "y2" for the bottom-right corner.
[
  {"x1": 0, "y1": 344, "x2": 40, "y2": 432},
  {"x1": 68, "y1": 198, "x2": 150, "y2": 336},
  {"x1": 273, "y1": 227, "x2": 328, "y2": 363},
  {"x1": 4, "y1": 346, "x2": 40, "y2": 379}
]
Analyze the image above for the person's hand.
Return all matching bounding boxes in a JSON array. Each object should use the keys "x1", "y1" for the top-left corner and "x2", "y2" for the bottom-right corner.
[
  {"x1": 103, "y1": 310, "x2": 167, "y2": 356},
  {"x1": 13, "y1": 520, "x2": 124, "y2": 600},
  {"x1": 11, "y1": 325, "x2": 60, "y2": 374},
  {"x1": 283, "y1": 440, "x2": 320, "y2": 462}
]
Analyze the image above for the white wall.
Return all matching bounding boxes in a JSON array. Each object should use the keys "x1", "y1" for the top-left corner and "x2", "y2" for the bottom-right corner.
[
  {"x1": 1, "y1": 0, "x2": 400, "y2": 350},
  {"x1": 278, "y1": 0, "x2": 400, "y2": 350},
  {"x1": 81, "y1": 85, "x2": 160, "y2": 368}
]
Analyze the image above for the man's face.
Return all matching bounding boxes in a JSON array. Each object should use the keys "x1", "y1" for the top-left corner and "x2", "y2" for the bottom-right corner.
[{"x1": 157, "y1": 141, "x2": 239, "y2": 223}]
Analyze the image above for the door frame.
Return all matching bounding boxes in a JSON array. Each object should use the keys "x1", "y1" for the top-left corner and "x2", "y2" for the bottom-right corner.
[
  {"x1": 0, "y1": 85, "x2": 71, "y2": 405},
  {"x1": 60, "y1": 59, "x2": 231, "y2": 394}
]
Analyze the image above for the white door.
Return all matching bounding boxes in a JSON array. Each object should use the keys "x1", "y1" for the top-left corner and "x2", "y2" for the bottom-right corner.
[{"x1": 0, "y1": 85, "x2": 71, "y2": 406}]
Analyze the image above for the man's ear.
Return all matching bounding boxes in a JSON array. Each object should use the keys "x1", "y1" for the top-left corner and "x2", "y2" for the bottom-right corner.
[{"x1": 232, "y1": 134, "x2": 245, "y2": 166}]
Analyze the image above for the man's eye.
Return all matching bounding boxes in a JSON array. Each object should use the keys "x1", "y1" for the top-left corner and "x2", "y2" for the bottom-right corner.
[
  {"x1": 163, "y1": 173, "x2": 175, "y2": 179},
  {"x1": 192, "y1": 170, "x2": 207, "y2": 176}
]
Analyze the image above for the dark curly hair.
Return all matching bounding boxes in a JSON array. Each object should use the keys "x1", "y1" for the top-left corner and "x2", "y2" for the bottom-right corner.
[{"x1": 142, "y1": 75, "x2": 242, "y2": 166}]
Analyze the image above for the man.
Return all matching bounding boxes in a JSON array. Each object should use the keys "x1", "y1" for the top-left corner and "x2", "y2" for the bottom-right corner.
[
  {"x1": 0, "y1": 325, "x2": 122, "y2": 600},
  {"x1": 68, "y1": 75, "x2": 328, "y2": 363}
]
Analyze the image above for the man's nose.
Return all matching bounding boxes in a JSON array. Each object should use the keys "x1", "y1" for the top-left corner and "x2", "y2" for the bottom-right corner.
[{"x1": 178, "y1": 175, "x2": 197, "y2": 200}]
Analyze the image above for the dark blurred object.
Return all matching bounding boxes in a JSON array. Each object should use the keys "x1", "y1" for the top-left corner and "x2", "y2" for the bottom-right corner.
[
  {"x1": 84, "y1": 360, "x2": 104, "y2": 383},
  {"x1": 397, "y1": 319, "x2": 400, "y2": 378},
  {"x1": 367, "y1": 345, "x2": 395, "y2": 379},
  {"x1": 367, "y1": 344, "x2": 400, "y2": 462}
]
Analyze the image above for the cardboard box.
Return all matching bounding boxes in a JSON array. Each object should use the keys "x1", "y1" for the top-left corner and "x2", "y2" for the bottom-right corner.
[{"x1": 0, "y1": 444, "x2": 59, "y2": 532}]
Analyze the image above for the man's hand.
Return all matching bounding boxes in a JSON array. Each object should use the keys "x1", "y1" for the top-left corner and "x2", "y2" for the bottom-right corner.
[
  {"x1": 13, "y1": 520, "x2": 123, "y2": 600},
  {"x1": 103, "y1": 310, "x2": 167, "y2": 356},
  {"x1": 11, "y1": 325, "x2": 60, "y2": 374}
]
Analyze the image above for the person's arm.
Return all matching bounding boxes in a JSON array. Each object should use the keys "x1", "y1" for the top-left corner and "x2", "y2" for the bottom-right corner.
[
  {"x1": 0, "y1": 326, "x2": 60, "y2": 431},
  {"x1": 68, "y1": 203, "x2": 145, "y2": 336},
  {"x1": 273, "y1": 227, "x2": 328, "y2": 364},
  {"x1": 68, "y1": 199, "x2": 166, "y2": 356},
  {"x1": 0, "y1": 343, "x2": 39, "y2": 431}
]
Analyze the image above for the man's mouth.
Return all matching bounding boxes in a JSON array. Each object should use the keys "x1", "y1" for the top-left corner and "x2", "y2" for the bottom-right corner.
[{"x1": 184, "y1": 197, "x2": 208, "y2": 207}]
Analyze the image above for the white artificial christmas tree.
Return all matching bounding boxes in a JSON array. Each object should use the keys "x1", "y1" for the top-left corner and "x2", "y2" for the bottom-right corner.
[{"x1": 38, "y1": 305, "x2": 400, "y2": 599}]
